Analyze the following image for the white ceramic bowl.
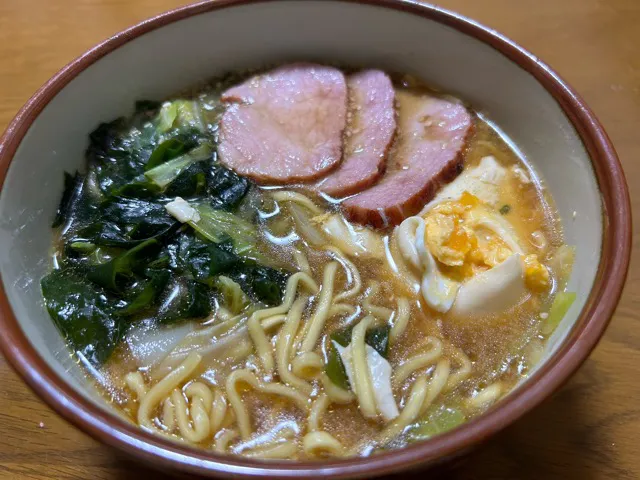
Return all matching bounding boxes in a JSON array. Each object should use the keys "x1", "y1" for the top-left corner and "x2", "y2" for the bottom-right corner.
[{"x1": 0, "y1": 1, "x2": 630, "y2": 478}]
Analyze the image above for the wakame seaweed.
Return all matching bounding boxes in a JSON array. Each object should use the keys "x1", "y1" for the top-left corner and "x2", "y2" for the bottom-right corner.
[{"x1": 43, "y1": 98, "x2": 286, "y2": 367}]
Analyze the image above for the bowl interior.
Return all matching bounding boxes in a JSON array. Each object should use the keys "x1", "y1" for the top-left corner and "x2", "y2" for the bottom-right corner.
[{"x1": 0, "y1": 0, "x2": 601, "y2": 440}]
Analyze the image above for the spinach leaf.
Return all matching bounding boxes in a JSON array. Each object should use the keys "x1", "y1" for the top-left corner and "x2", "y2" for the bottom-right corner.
[
  {"x1": 87, "y1": 239, "x2": 160, "y2": 291},
  {"x1": 41, "y1": 268, "x2": 122, "y2": 366}
]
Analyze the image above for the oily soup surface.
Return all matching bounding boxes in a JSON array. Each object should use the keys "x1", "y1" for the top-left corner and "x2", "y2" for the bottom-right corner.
[{"x1": 44, "y1": 68, "x2": 571, "y2": 459}]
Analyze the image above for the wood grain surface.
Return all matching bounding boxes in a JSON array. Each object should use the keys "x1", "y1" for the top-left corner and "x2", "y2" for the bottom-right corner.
[{"x1": 0, "y1": 0, "x2": 638, "y2": 478}]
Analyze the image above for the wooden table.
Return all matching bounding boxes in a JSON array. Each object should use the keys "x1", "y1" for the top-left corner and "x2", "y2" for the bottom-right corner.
[{"x1": 0, "y1": 0, "x2": 638, "y2": 478}]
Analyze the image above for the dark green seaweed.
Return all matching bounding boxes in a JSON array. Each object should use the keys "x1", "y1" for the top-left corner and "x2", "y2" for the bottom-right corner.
[{"x1": 43, "y1": 98, "x2": 285, "y2": 367}]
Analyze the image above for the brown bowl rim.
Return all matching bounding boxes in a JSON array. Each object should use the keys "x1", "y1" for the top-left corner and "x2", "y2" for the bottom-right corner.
[{"x1": 0, "y1": 0, "x2": 631, "y2": 478}]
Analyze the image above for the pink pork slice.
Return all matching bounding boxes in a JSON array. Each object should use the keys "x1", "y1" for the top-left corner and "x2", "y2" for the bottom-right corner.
[
  {"x1": 317, "y1": 70, "x2": 396, "y2": 198},
  {"x1": 342, "y1": 90, "x2": 473, "y2": 228},
  {"x1": 218, "y1": 64, "x2": 347, "y2": 184}
]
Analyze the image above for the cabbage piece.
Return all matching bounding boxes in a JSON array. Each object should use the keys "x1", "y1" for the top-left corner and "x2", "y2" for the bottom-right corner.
[
  {"x1": 127, "y1": 321, "x2": 194, "y2": 367},
  {"x1": 542, "y1": 291, "x2": 576, "y2": 335},
  {"x1": 334, "y1": 342, "x2": 399, "y2": 422},
  {"x1": 165, "y1": 196, "x2": 201, "y2": 223},
  {"x1": 145, "y1": 144, "x2": 213, "y2": 188},
  {"x1": 145, "y1": 136, "x2": 199, "y2": 171},
  {"x1": 290, "y1": 203, "x2": 326, "y2": 247},
  {"x1": 188, "y1": 203, "x2": 258, "y2": 257},
  {"x1": 157, "y1": 100, "x2": 205, "y2": 133},
  {"x1": 408, "y1": 406, "x2": 466, "y2": 441}
]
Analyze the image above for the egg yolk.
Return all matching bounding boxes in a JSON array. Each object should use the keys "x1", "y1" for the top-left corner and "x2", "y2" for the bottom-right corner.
[{"x1": 421, "y1": 191, "x2": 550, "y2": 293}]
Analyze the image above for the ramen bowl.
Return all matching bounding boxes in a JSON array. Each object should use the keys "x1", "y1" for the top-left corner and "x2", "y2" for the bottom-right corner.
[{"x1": 0, "y1": 0, "x2": 630, "y2": 477}]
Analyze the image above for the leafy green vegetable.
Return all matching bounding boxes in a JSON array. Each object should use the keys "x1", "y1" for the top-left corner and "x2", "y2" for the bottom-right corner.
[
  {"x1": 499, "y1": 204, "x2": 511, "y2": 215},
  {"x1": 86, "y1": 118, "x2": 131, "y2": 164},
  {"x1": 543, "y1": 291, "x2": 576, "y2": 334},
  {"x1": 67, "y1": 241, "x2": 97, "y2": 254},
  {"x1": 111, "y1": 179, "x2": 162, "y2": 199},
  {"x1": 408, "y1": 406, "x2": 466, "y2": 442},
  {"x1": 53, "y1": 172, "x2": 83, "y2": 228},
  {"x1": 157, "y1": 100, "x2": 205, "y2": 133},
  {"x1": 117, "y1": 269, "x2": 170, "y2": 316},
  {"x1": 548, "y1": 245, "x2": 575, "y2": 291},
  {"x1": 365, "y1": 326, "x2": 391, "y2": 358},
  {"x1": 207, "y1": 165, "x2": 250, "y2": 210},
  {"x1": 134, "y1": 100, "x2": 161, "y2": 117},
  {"x1": 215, "y1": 275, "x2": 250, "y2": 314},
  {"x1": 230, "y1": 264, "x2": 287, "y2": 306},
  {"x1": 330, "y1": 325, "x2": 391, "y2": 358},
  {"x1": 87, "y1": 239, "x2": 160, "y2": 291},
  {"x1": 180, "y1": 240, "x2": 238, "y2": 282},
  {"x1": 145, "y1": 136, "x2": 199, "y2": 171},
  {"x1": 189, "y1": 204, "x2": 257, "y2": 256},
  {"x1": 157, "y1": 278, "x2": 212, "y2": 324},
  {"x1": 325, "y1": 324, "x2": 392, "y2": 389},
  {"x1": 41, "y1": 269, "x2": 122, "y2": 366},
  {"x1": 145, "y1": 143, "x2": 212, "y2": 188},
  {"x1": 158, "y1": 103, "x2": 178, "y2": 133},
  {"x1": 102, "y1": 197, "x2": 176, "y2": 238},
  {"x1": 165, "y1": 163, "x2": 208, "y2": 198},
  {"x1": 44, "y1": 98, "x2": 282, "y2": 368},
  {"x1": 326, "y1": 344, "x2": 350, "y2": 390}
]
